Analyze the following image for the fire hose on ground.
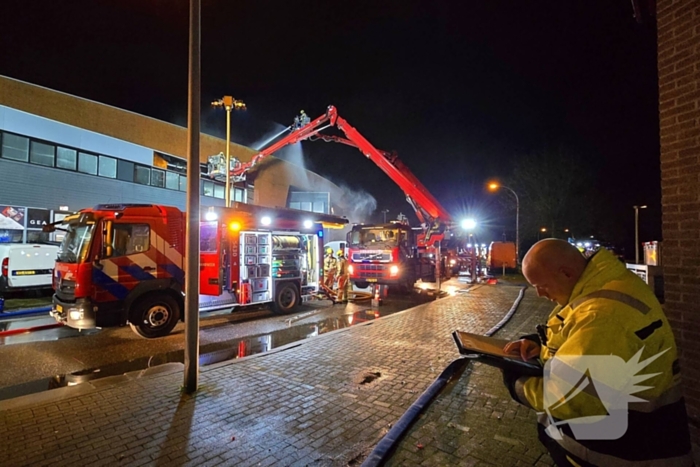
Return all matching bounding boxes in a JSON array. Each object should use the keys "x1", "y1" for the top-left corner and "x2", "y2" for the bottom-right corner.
[
  {"x1": 360, "y1": 286, "x2": 526, "y2": 467},
  {"x1": 0, "y1": 305, "x2": 53, "y2": 318},
  {"x1": 318, "y1": 283, "x2": 373, "y2": 302},
  {"x1": 0, "y1": 305, "x2": 63, "y2": 338}
]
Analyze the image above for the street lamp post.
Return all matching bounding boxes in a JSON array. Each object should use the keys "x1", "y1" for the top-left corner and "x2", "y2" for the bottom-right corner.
[
  {"x1": 488, "y1": 182, "x2": 520, "y2": 264},
  {"x1": 212, "y1": 96, "x2": 246, "y2": 207},
  {"x1": 381, "y1": 209, "x2": 389, "y2": 223},
  {"x1": 633, "y1": 205, "x2": 647, "y2": 264}
]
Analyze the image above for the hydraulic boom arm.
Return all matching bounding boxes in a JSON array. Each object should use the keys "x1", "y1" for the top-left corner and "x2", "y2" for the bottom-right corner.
[{"x1": 211, "y1": 105, "x2": 453, "y2": 232}]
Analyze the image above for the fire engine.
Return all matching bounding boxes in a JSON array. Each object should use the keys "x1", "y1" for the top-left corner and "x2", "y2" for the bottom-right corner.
[
  {"x1": 207, "y1": 106, "x2": 476, "y2": 291},
  {"x1": 45, "y1": 203, "x2": 347, "y2": 338}
]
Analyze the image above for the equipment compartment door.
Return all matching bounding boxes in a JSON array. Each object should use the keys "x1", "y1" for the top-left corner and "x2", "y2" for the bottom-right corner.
[{"x1": 200, "y1": 221, "x2": 222, "y2": 296}]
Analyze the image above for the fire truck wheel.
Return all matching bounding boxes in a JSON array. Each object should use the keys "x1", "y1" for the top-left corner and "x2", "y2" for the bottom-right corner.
[
  {"x1": 354, "y1": 281, "x2": 369, "y2": 289},
  {"x1": 128, "y1": 294, "x2": 181, "y2": 338},
  {"x1": 272, "y1": 282, "x2": 298, "y2": 314}
]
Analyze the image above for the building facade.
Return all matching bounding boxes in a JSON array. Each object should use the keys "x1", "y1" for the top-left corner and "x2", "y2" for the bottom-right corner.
[
  {"x1": 0, "y1": 75, "x2": 353, "y2": 243},
  {"x1": 657, "y1": 0, "x2": 700, "y2": 446}
]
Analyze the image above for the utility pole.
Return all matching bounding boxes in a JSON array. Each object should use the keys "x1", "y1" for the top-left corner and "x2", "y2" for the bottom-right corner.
[
  {"x1": 487, "y1": 182, "x2": 520, "y2": 265},
  {"x1": 184, "y1": 0, "x2": 201, "y2": 394}
]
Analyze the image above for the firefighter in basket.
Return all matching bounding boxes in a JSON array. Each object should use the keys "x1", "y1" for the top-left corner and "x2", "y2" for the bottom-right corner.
[
  {"x1": 323, "y1": 247, "x2": 337, "y2": 290},
  {"x1": 335, "y1": 250, "x2": 349, "y2": 303}
]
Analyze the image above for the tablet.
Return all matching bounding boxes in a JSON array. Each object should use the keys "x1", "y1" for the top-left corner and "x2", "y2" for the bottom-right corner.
[{"x1": 452, "y1": 330, "x2": 543, "y2": 376}]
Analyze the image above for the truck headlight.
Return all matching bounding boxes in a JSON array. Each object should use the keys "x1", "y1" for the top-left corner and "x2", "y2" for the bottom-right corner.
[
  {"x1": 389, "y1": 265, "x2": 399, "y2": 276},
  {"x1": 69, "y1": 309, "x2": 84, "y2": 321},
  {"x1": 348, "y1": 265, "x2": 354, "y2": 274}
]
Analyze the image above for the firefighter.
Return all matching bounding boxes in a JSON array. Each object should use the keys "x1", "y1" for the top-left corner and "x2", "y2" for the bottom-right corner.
[
  {"x1": 502, "y1": 239, "x2": 692, "y2": 466},
  {"x1": 323, "y1": 247, "x2": 337, "y2": 290},
  {"x1": 335, "y1": 250, "x2": 349, "y2": 303}
]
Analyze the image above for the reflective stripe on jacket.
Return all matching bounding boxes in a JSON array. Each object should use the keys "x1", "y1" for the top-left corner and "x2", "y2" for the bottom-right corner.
[
  {"x1": 522, "y1": 248, "x2": 692, "y2": 466},
  {"x1": 324, "y1": 256, "x2": 336, "y2": 273}
]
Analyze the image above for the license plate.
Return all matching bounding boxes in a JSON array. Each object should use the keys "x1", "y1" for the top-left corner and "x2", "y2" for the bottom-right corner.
[
  {"x1": 367, "y1": 278, "x2": 377, "y2": 283},
  {"x1": 56, "y1": 304, "x2": 63, "y2": 313}
]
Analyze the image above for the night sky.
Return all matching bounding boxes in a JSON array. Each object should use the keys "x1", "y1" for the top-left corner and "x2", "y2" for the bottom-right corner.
[{"x1": 0, "y1": 1, "x2": 660, "y2": 256}]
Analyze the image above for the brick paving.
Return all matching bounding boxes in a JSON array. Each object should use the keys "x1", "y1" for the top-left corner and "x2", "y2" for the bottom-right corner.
[
  {"x1": 0, "y1": 284, "x2": 555, "y2": 466},
  {"x1": 385, "y1": 285, "x2": 554, "y2": 467}
]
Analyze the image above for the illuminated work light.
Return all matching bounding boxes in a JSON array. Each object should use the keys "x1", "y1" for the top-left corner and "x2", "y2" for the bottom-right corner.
[
  {"x1": 303, "y1": 220, "x2": 313, "y2": 229},
  {"x1": 260, "y1": 216, "x2": 272, "y2": 226},
  {"x1": 461, "y1": 218, "x2": 477, "y2": 230},
  {"x1": 205, "y1": 207, "x2": 218, "y2": 221},
  {"x1": 229, "y1": 221, "x2": 241, "y2": 231}
]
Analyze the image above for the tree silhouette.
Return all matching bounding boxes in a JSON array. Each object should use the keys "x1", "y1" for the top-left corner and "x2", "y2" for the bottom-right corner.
[{"x1": 507, "y1": 146, "x2": 598, "y2": 248}]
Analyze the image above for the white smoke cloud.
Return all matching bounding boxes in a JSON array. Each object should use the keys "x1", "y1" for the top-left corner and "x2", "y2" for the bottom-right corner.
[
  {"x1": 333, "y1": 182, "x2": 377, "y2": 223},
  {"x1": 250, "y1": 121, "x2": 378, "y2": 223}
]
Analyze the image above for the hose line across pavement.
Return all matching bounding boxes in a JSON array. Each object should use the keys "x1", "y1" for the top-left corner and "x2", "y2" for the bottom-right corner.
[{"x1": 360, "y1": 285, "x2": 527, "y2": 467}]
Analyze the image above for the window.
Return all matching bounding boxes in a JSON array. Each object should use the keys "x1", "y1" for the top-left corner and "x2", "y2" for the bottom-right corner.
[
  {"x1": 151, "y1": 168, "x2": 165, "y2": 188},
  {"x1": 78, "y1": 152, "x2": 98, "y2": 175},
  {"x1": 117, "y1": 159, "x2": 134, "y2": 182},
  {"x1": 288, "y1": 191, "x2": 329, "y2": 214},
  {"x1": 179, "y1": 174, "x2": 187, "y2": 192},
  {"x1": 200, "y1": 222, "x2": 217, "y2": 253},
  {"x1": 0, "y1": 229, "x2": 23, "y2": 243},
  {"x1": 134, "y1": 165, "x2": 150, "y2": 185},
  {"x1": 56, "y1": 147, "x2": 77, "y2": 170},
  {"x1": 30, "y1": 141, "x2": 55, "y2": 167},
  {"x1": 26, "y1": 231, "x2": 51, "y2": 243},
  {"x1": 203, "y1": 181, "x2": 214, "y2": 197},
  {"x1": 1, "y1": 133, "x2": 29, "y2": 162},
  {"x1": 166, "y1": 171, "x2": 179, "y2": 190},
  {"x1": 99, "y1": 155, "x2": 117, "y2": 178},
  {"x1": 106, "y1": 223, "x2": 151, "y2": 258},
  {"x1": 214, "y1": 184, "x2": 224, "y2": 199},
  {"x1": 232, "y1": 187, "x2": 245, "y2": 203}
]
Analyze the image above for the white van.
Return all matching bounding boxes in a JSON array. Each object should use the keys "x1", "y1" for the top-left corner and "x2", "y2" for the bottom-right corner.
[
  {"x1": 324, "y1": 240, "x2": 347, "y2": 257},
  {"x1": 0, "y1": 243, "x2": 59, "y2": 293}
]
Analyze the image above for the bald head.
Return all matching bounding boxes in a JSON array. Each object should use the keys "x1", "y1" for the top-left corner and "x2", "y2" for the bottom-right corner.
[{"x1": 522, "y1": 239, "x2": 587, "y2": 305}]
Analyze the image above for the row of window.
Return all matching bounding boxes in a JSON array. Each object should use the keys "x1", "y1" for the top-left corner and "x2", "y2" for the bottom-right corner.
[{"x1": 0, "y1": 130, "x2": 246, "y2": 201}]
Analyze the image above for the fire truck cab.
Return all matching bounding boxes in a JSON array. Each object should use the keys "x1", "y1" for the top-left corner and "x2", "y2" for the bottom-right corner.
[
  {"x1": 48, "y1": 203, "x2": 346, "y2": 338},
  {"x1": 346, "y1": 222, "x2": 434, "y2": 290}
]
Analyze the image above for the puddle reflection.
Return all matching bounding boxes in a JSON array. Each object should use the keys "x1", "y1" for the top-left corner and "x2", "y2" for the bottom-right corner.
[{"x1": 0, "y1": 307, "x2": 389, "y2": 401}]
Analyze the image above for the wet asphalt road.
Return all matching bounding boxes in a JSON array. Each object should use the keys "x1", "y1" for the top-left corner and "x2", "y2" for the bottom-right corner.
[{"x1": 0, "y1": 287, "x2": 445, "y2": 401}]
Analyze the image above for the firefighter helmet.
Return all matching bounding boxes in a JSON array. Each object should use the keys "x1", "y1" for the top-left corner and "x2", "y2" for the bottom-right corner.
[
  {"x1": 336, "y1": 250, "x2": 344, "y2": 257},
  {"x1": 326, "y1": 247, "x2": 333, "y2": 255}
]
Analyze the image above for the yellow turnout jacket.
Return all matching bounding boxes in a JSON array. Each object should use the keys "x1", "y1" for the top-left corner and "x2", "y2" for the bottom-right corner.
[{"x1": 522, "y1": 248, "x2": 692, "y2": 466}]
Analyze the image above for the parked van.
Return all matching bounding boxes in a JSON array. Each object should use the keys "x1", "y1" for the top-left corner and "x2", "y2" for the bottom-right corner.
[
  {"x1": 0, "y1": 243, "x2": 59, "y2": 293},
  {"x1": 324, "y1": 240, "x2": 347, "y2": 257}
]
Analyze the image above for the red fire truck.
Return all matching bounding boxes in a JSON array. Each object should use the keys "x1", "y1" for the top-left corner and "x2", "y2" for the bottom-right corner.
[
  {"x1": 209, "y1": 106, "x2": 473, "y2": 291},
  {"x1": 46, "y1": 203, "x2": 346, "y2": 338}
]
